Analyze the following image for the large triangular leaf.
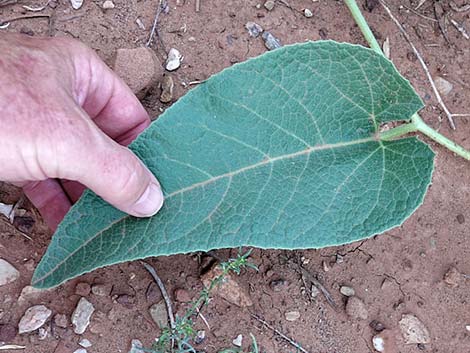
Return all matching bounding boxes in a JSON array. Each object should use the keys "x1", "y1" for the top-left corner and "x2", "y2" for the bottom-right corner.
[{"x1": 33, "y1": 41, "x2": 434, "y2": 288}]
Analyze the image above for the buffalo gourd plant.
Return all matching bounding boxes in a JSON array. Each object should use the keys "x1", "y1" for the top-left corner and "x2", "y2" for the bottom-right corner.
[{"x1": 32, "y1": 0, "x2": 469, "y2": 288}]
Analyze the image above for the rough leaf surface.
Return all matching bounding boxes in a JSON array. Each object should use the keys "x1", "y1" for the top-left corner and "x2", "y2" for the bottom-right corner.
[{"x1": 33, "y1": 41, "x2": 434, "y2": 288}]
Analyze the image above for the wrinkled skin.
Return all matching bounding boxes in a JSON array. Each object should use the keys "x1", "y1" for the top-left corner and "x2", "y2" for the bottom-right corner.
[{"x1": 0, "y1": 33, "x2": 164, "y2": 230}]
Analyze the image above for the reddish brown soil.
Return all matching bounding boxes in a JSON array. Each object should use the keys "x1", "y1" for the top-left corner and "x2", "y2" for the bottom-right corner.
[{"x1": 1, "y1": 0, "x2": 470, "y2": 352}]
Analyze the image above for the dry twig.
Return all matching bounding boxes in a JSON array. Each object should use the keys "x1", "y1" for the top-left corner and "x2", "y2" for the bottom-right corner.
[
  {"x1": 298, "y1": 266, "x2": 337, "y2": 310},
  {"x1": 450, "y1": 1, "x2": 470, "y2": 13},
  {"x1": 379, "y1": 0, "x2": 470, "y2": 129},
  {"x1": 0, "y1": 0, "x2": 17, "y2": 7},
  {"x1": 195, "y1": 0, "x2": 200, "y2": 12},
  {"x1": 251, "y1": 314, "x2": 311, "y2": 353},
  {"x1": 22, "y1": 0, "x2": 50, "y2": 12},
  {"x1": 450, "y1": 18, "x2": 470, "y2": 39},
  {"x1": 141, "y1": 261, "x2": 176, "y2": 329},
  {"x1": 0, "y1": 14, "x2": 50, "y2": 26},
  {"x1": 146, "y1": 0, "x2": 167, "y2": 48}
]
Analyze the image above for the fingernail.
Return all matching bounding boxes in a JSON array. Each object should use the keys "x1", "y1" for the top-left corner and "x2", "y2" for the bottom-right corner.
[{"x1": 132, "y1": 182, "x2": 164, "y2": 217}]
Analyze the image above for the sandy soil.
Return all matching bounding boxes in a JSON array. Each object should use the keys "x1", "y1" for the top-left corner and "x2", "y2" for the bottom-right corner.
[{"x1": 1, "y1": 0, "x2": 470, "y2": 352}]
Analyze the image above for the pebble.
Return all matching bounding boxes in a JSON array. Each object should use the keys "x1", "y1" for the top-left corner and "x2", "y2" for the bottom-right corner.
[
  {"x1": 73, "y1": 349, "x2": 87, "y2": 353},
  {"x1": 340, "y1": 286, "x2": 355, "y2": 297},
  {"x1": 53, "y1": 314, "x2": 68, "y2": 328},
  {"x1": 102, "y1": 0, "x2": 115, "y2": 9},
  {"x1": 145, "y1": 282, "x2": 162, "y2": 303},
  {"x1": 232, "y1": 334, "x2": 243, "y2": 347},
  {"x1": 195, "y1": 330, "x2": 206, "y2": 344},
  {"x1": 165, "y1": 48, "x2": 182, "y2": 71},
  {"x1": 91, "y1": 283, "x2": 111, "y2": 297},
  {"x1": 0, "y1": 259, "x2": 20, "y2": 286},
  {"x1": 443, "y1": 266, "x2": 462, "y2": 287},
  {"x1": 149, "y1": 301, "x2": 168, "y2": 329},
  {"x1": 285, "y1": 311, "x2": 300, "y2": 322},
  {"x1": 79, "y1": 339, "x2": 92, "y2": 348},
  {"x1": 457, "y1": 214, "x2": 465, "y2": 224},
  {"x1": 310, "y1": 285, "x2": 320, "y2": 298},
  {"x1": 372, "y1": 329, "x2": 398, "y2": 353},
  {"x1": 113, "y1": 47, "x2": 162, "y2": 98},
  {"x1": 345, "y1": 296, "x2": 368, "y2": 320},
  {"x1": 70, "y1": 0, "x2": 83, "y2": 10},
  {"x1": 270, "y1": 278, "x2": 289, "y2": 292},
  {"x1": 245, "y1": 22, "x2": 263, "y2": 38},
  {"x1": 201, "y1": 265, "x2": 253, "y2": 307},
  {"x1": 0, "y1": 324, "x2": 16, "y2": 343},
  {"x1": 128, "y1": 339, "x2": 143, "y2": 353},
  {"x1": 435, "y1": 77, "x2": 453, "y2": 96},
  {"x1": 369, "y1": 320, "x2": 385, "y2": 332},
  {"x1": 18, "y1": 286, "x2": 51, "y2": 304},
  {"x1": 18, "y1": 305, "x2": 52, "y2": 334},
  {"x1": 264, "y1": 0, "x2": 275, "y2": 10},
  {"x1": 261, "y1": 31, "x2": 282, "y2": 51},
  {"x1": 38, "y1": 327, "x2": 48, "y2": 340},
  {"x1": 304, "y1": 8, "x2": 313, "y2": 17},
  {"x1": 399, "y1": 314, "x2": 430, "y2": 344},
  {"x1": 174, "y1": 288, "x2": 191, "y2": 302},
  {"x1": 160, "y1": 75, "x2": 174, "y2": 103},
  {"x1": 135, "y1": 18, "x2": 145, "y2": 30},
  {"x1": 75, "y1": 282, "x2": 91, "y2": 297},
  {"x1": 71, "y1": 297, "x2": 95, "y2": 335},
  {"x1": 466, "y1": 325, "x2": 470, "y2": 332}
]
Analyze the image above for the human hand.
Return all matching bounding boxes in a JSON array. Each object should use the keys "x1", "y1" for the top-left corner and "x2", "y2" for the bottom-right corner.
[{"x1": 0, "y1": 33, "x2": 164, "y2": 230}]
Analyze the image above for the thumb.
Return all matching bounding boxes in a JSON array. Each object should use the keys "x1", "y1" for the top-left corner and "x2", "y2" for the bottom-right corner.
[{"x1": 62, "y1": 121, "x2": 164, "y2": 217}]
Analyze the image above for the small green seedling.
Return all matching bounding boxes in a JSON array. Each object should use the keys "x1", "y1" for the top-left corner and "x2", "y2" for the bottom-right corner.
[
  {"x1": 149, "y1": 250, "x2": 257, "y2": 353},
  {"x1": 32, "y1": 0, "x2": 470, "y2": 288}
]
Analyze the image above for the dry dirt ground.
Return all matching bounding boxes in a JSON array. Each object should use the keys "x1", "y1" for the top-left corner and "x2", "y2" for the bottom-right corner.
[{"x1": 1, "y1": 0, "x2": 470, "y2": 352}]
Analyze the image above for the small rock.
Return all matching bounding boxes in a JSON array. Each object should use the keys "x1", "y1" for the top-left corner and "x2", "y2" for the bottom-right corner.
[
  {"x1": 322, "y1": 260, "x2": 330, "y2": 272},
  {"x1": 113, "y1": 47, "x2": 162, "y2": 98},
  {"x1": 115, "y1": 294, "x2": 136, "y2": 306},
  {"x1": 370, "y1": 320, "x2": 385, "y2": 332},
  {"x1": 261, "y1": 31, "x2": 282, "y2": 51},
  {"x1": 443, "y1": 266, "x2": 462, "y2": 287},
  {"x1": 102, "y1": 0, "x2": 115, "y2": 9},
  {"x1": 18, "y1": 305, "x2": 52, "y2": 334},
  {"x1": 75, "y1": 282, "x2": 91, "y2": 297},
  {"x1": 160, "y1": 75, "x2": 174, "y2": 103},
  {"x1": 304, "y1": 8, "x2": 313, "y2": 17},
  {"x1": 399, "y1": 314, "x2": 430, "y2": 344},
  {"x1": 340, "y1": 286, "x2": 355, "y2": 297},
  {"x1": 145, "y1": 282, "x2": 162, "y2": 303},
  {"x1": 457, "y1": 214, "x2": 465, "y2": 224},
  {"x1": 372, "y1": 329, "x2": 398, "y2": 353},
  {"x1": 435, "y1": 77, "x2": 453, "y2": 96},
  {"x1": 70, "y1": 0, "x2": 83, "y2": 10},
  {"x1": 310, "y1": 285, "x2": 320, "y2": 298},
  {"x1": 232, "y1": 334, "x2": 243, "y2": 347},
  {"x1": 165, "y1": 48, "x2": 182, "y2": 71},
  {"x1": 365, "y1": 0, "x2": 379, "y2": 12},
  {"x1": 195, "y1": 330, "x2": 206, "y2": 344},
  {"x1": 135, "y1": 18, "x2": 145, "y2": 30},
  {"x1": 285, "y1": 311, "x2": 300, "y2": 322},
  {"x1": 38, "y1": 327, "x2": 48, "y2": 340},
  {"x1": 201, "y1": 265, "x2": 253, "y2": 307},
  {"x1": 270, "y1": 278, "x2": 288, "y2": 292},
  {"x1": 79, "y1": 338, "x2": 92, "y2": 348},
  {"x1": 264, "y1": 0, "x2": 275, "y2": 10},
  {"x1": 91, "y1": 283, "x2": 111, "y2": 297},
  {"x1": 128, "y1": 339, "x2": 143, "y2": 353},
  {"x1": 149, "y1": 301, "x2": 168, "y2": 329},
  {"x1": 88, "y1": 311, "x2": 106, "y2": 334},
  {"x1": 0, "y1": 259, "x2": 20, "y2": 286},
  {"x1": 0, "y1": 324, "x2": 16, "y2": 343},
  {"x1": 73, "y1": 349, "x2": 87, "y2": 353},
  {"x1": 466, "y1": 325, "x2": 470, "y2": 332},
  {"x1": 245, "y1": 22, "x2": 263, "y2": 37},
  {"x1": 71, "y1": 297, "x2": 95, "y2": 335},
  {"x1": 54, "y1": 314, "x2": 68, "y2": 328},
  {"x1": 18, "y1": 286, "x2": 50, "y2": 304},
  {"x1": 174, "y1": 288, "x2": 191, "y2": 302},
  {"x1": 345, "y1": 296, "x2": 368, "y2": 320}
]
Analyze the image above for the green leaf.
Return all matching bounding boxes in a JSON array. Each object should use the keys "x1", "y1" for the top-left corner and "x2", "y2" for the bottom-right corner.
[{"x1": 32, "y1": 41, "x2": 434, "y2": 288}]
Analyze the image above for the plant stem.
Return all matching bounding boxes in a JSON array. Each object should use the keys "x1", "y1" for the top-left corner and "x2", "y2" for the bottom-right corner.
[
  {"x1": 344, "y1": 0, "x2": 470, "y2": 160},
  {"x1": 379, "y1": 122, "x2": 417, "y2": 141}
]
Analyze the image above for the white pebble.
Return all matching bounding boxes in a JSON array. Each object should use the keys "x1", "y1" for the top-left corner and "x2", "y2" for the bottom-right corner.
[
  {"x1": 102, "y1": 0, "x2": 115, "y2": 9},
  {"x1": 70, "y1": 0, "x2": 83, "y2": 10},
  {"x1": 165, "y1": 48, "x2": 182, "y2": 71}
]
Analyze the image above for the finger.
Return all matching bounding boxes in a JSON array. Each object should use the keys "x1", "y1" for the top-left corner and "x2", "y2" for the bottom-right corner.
[
  {"x1": 22, "y1": 179, "x2": 72, "y2": 231},
  {"x1": 72, "y1": 47, "x2": 151, "y2": 144},
  {"x1": 58, "y1": 116, "x2": 164, "y2": 217}
]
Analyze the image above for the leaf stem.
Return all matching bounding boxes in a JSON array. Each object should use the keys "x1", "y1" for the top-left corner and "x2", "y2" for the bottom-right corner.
[
  {"x1": 379, "y1": 122, "x2": 417, "y2": 141},
  {"x1": 344, "y1": 0, "x2": 470, "y2": 160}
]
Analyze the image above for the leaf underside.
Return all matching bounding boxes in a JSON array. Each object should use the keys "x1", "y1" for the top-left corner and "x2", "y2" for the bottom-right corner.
[{"x1": 33, "y1": 41, "x2": 434, "y2": 288}]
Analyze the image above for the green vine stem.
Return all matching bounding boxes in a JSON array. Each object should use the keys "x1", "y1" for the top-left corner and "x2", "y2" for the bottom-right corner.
[{"x1": 344, "y1": 0, "x2": 470, "y2": 160}]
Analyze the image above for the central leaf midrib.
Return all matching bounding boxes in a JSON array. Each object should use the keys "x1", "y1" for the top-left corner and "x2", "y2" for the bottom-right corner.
[{"x1": 32, "y1": 134, "x2": 380, "y2": 286}]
